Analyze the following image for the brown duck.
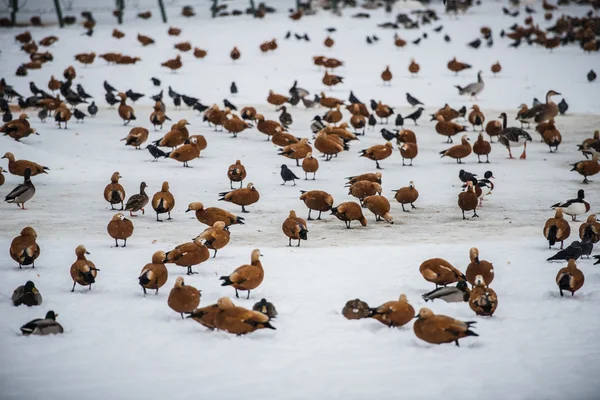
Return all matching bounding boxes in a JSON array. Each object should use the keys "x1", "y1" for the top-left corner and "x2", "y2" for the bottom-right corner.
[
  {"x1": 435, "y1": 115, "x2": 467, "y2": 143},
  {"x1": 138, "y1": 251, "x2": 168, "y2": 295},
  {"x1": 149, "y1": 102, "x2": 170, "y2": 130},
  {"x1": 571, "y1": 155, "x2": 600, "y2": 184},
  {"x1": 197, "y1": 221, "x2": 230, "y2": 257},
  {"x1": 152, "y1": 181, "x2": 175, "y2": 221},
  {"x1": 161, "y1": 55, "x2": 182, "y2": 71},
  {"x1": 168, "y1": 137, "x2": 201, "y2": 167},
  {"x1": 363, "y1": 195, "x2": 393, "y2": 223},
  {"x1": 10, "y1": 227, "x2": 40, "y2": 269},
  {"x1": 186, "y1": 202, "x2": 244, "y2": 226},
  {"x1": 299, "y1": 190, "x2": 334, "y2": 220},
  {"x1": 359, "y1": 142, "x2": 393, "y2": 169},
  {"x1": 279, "y1": 138, "x2": 312, "y2": 166},
  {"x1": 156, "y1": 119, "x2": 190, "y2": 148},
  {"x1": 420, "y1": 258, "x2": 466, "y2": 288},
  {"x1": 556, "y1": 259, "x2": 584, "y2": 297},
  {"x1": 70, "y1": 245, "x2": 99, "y2": 292},
  {"x1": 579, "y1": 214, "x2": 600, "y2": 243},
  {"x1": 2, "y1": 152, "x2": 48, "y2": 176},
  {"x1": 469, "y1": 275, "x2": 498, "y2": 317},
  {"x1": 393, "y1": 180, "x2": 418, "y2": 212},
  {"x1": 414, "y1": 308, "x2": 478, "y2": 346},
  {"x1": 107, "y1": 212, "x2": 134, "y2": 247},
  {"x1": 168, "y1": 277, "x2": 201, "y2": 319},
  {"x1": 345, "y1": 172, "x2": 382, "y2": 186},
  {"x1": 117, "y1": 92, "x2": 136, "y2": 125},
  {"x1": 220, "y1": 249, "x2": 264, "y2": 299},
  {"x1": 215, "y1": 297, "x2": 275, "y2": 335},
  {"x1": 103, "y1": 171, "x2": 125, "y2": 210},
  {"x1": 544, "y1": 208, "x2": 571, "y2": 249},
  {"x1": 227, "y1": 160, "x2": 247, "y2": 189},
  {"x1": 188, "y1": 304, "x2": 220, "y2": 329},
  {"x1": 121, "y1": 127, "x2": 149, "y2": 149},
  {"x1": 302, "y1": 152, "x2": 319, "y2": 180},
  {"x1": 440, "y1": 135, "x2": 472, "y2": 163},
  {"x1": 458, "y1": 181, "x2": 479, "y2": 219},
  {"x1": 473, "y1": 133, "x2": 491, "y2": 163},
  {"x1": 218, "y1": 182, "x2": 260, "y2": 213},
  {"x1": 369, "y1": 294, "x2": 414, "y2": 327},
  {"x1": 399, "y1": 142, "x2": 418, "y2": 166},
  {"x1": 468, "y1": 105, "x2": 485, "y2": 131},
  {"x1": 331, "y1": 201, "x2": 367, "y2": 228},
  {"x1": 165, "y1": 237, "x2": 210, "y2": 275},
  {"x1": 465, "y1": 248, "x2": 494, "y2": 286},
  {"x1": 282, "y1": 210, "x2": 308, "y2": 247}
]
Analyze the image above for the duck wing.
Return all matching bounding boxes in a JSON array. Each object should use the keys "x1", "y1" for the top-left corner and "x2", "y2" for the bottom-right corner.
[
  {"x1": 5, "y1": 183, "x2": 30, "y2": 201},
  {"x1": 502, "y1": 127, "x2": 531, "y2": 142}
]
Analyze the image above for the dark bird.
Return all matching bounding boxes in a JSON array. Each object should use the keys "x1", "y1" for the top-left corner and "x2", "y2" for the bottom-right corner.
[
  {"x1": 381, "y1": 128, "x2": 398, "y2": 141},
  {"x1": 105, "y1": 92, "x2": 119, "y2": 108},
  {"x1": 558, "y1": 99, "x2": 568, "y2": 115},
  {"x1": 372, "y1": 35, "x2": 379, "y2": 41},
  {"x1": 434, "y1": 25, "x2": 443, "y2": 32},
  {"x1": 104, "y1": 80, "x2": 117, "y2": 93},
  {"x1": 151, "y1": 90, "x2": 163, "y2": 102},
  {"x1": 5, "y1": 168, "x2": 35, "y2": 209},
  {"x1": 73, "y1": 108, "x2": 87, "y2": 122},
  {"x1": 288, "y1": 92, "x2": 300, "y2": 106},
  {"x1": 500, "y1": 29, "x2": 505, "y2": 37},
  {"x1": 303, "y1": 34, "x2": 310, "y2": 42},
  {"x1": 181, "y1": 95, "x2": 198, "y2": 108},
  {"x1": 467, "y1": 38, "x2": 482, "y2": 49},
  {"x1": 65, "y1": 92, "x2": 87, "y2": 107},
  {"x1": 581, "y1": 235, "x2": 593, "y2": 259},
  {"x1": 423, "y1": 32, "x2": 428, "y2": 39},
  {"x1": 509, "y1": 39, "x2": 522, "y2": 48},
  {"x1": 588, "y1": 70, "x2": 597, "y2": 82},
  {"x1": 406, "y1": 92, "x2": 423, "y2": 107},
  {"x1": 126, "y1": 89, "x2": 145, "y2": 103},
  {"x1": 412, "y1": 38, "x2": 421, "y2": 45},
  {"x1": 525, "y1": 5, "x2": 536, "y2": 13},
  {"x1": 18, "y1": 98, "x2": 28, "y2": 110},
  {"x1": 294, "y1": 33, "x2": 303, "y2": 40},
  {"x1": 29, "y1": 81, "x2": 41, "y2": 96},
  {"x1": 404, "y1": 107, "x2": 424, "y2": 125},
  {"x1": 366, "y1": 36, "x2": 373, "y2": 44},
  {"x1": 37, "y1": 108, "x2": 46, "y2": 122},
  {"x1": 370, "y1": 99, "x2": 378, "y2": 111},
  {"x1": 285, "y1": 31, "x2": 291, "y2": 39},
  {"x1": 279, "y1": 106, "x2": 293, "y2": 127},
  {"x1": 326, "y1": 27, "x2": 336, "y2": 32},
  {"x1": 146, "y1": 144, "x2": 168, "y2": 161},
  {"x1": 76, "y1": 84, "x2": 92, "y2": 99},
  {"x1": 3, "y1": 110, "x2": 13, "y2": 123},
  {"x1": 230, "y1": 82, "x2": 238, "y2": 95},
  {"x1": 349, "y1": 91, "x2": 362, "y2": 104},
  {"x1": 547, "y1": 241, "x2": 582, "y2": 261},
  {"x1": 223, "y1": 99, "x2": 237, "y2": 111},
  {"x1": 395, "y1": 114, "x2": 404, "y2": 127},
  {"x1": 83, "y1": 28, "x2": 93, "y2": 37},
  {"x1": 87, "y1": 101, "x2": 98, "y2": 117},
  {"x1": 486, "y1": 38, "x2": 494, "y2": 47},
  {"x1": 193, "y1": 102, "x2": 209, "y2": 113},
  {"x1": 532, "y1": 97, "x2": 542, "y2": 107},
  {"x1": 168, "y1": 86, "x2": 181, "y2": 100},
  {"x1": 173, "y1": 96, "x2": 181, "y2": 108},
  {"x1": 310, "y1": 115, "x2": 326, "y2": 133},
  {"x1": 444, "y1": 34, "x2": 451, "y2": 42},
  {"x1": 151, "y1": 77, "x2": 161, "y2": 86},
  {"x1": 280, "y1": 164, "x2": 300, "y2": 185},
  {"x1": 289, "y1": 81, "x2": 309, "y2": 98},
  {"x1": 458, "y1": 169, "x2": 477, "y2": 183},
  {"x1": 302, "y1": 96, "x2": 317, "y2": 109},
  {"x1": 368, "y1": 114, "x2": 377, "y2": 129},
  {"x1": 457, "y1": 106, "x2": 467, "y2": 120}
]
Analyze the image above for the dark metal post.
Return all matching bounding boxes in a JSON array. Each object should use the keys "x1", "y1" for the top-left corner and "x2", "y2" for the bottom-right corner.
[
  {"x1": 249, "y1": 0, "x2": 256, "y2": 14},
  {"x1": 54, "y1": 0, "x2": 65, "y2": 28},
  {"x1": 10, "y1": 0, "x2": 18, "y2": 26},
  {"x1": 158, "y1": 0, "x2": 168, "y2": 23},
  {"x1": 211, "y1": 0, "x2": 218, "y2": 18},
  {"x1": 116, "y1": 0, "x2": 124, "y2": 24}
]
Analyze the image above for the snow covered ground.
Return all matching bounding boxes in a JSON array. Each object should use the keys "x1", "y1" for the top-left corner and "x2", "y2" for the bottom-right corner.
[{"x1": 1, "y1": 0, "x2": 600, "y2": 399}]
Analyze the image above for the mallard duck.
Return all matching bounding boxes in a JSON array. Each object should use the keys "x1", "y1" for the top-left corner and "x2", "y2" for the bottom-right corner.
[
  {"x1": 219, "y1": 249, "x2": 264, "y2": 299},
  {"x1": 413, "y1": 308, "x2": 478, "y2": 346},
  {"x1": 12, "y1": 281, "x2": 43, "y2": 306},
  {"x1": 342, "y1": 299, "x2": 371, "y2": 320},
  {"x1": 124, "y1": 182, "x2": 149, "y2": 216},
  {"x1": 498, "y1": 113, "x2": 533, "y2": 159},
  {"x1": 5, "y1": 168, "x2": 35, "y2": 209},
  {"x1": 20, "y1": 311, "x2": 63, "y2": 336},
  {"x1": 422, "y1": 281, "x2": 470, "y2": 303},
  {"x1": 253, "y1": 298, "x2": 278, "y2": 318}
]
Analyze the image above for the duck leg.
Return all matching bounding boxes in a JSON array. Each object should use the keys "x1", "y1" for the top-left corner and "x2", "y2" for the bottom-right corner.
[
  {"x1": 486, "y1": 154, "x2": 490, "y2": 163},
  {"x1": 583, "y1": 177, "x2": 589, "y2": 184},
  {"x1": 156, "y1": 213, "x2": 162, "y2": 222},
  {"x1": 288, "y1": 237, "x2": 292, "y2": 247},
  {"x1": 508, "y1": 148, "x2": 514, "y2": 159},
  {"x1": 241, "y1": 205, "x2": 249, "y2": 213},
  {"x1": 71, "y1": 281, "x2": 76, "y2": 292},
  {"x1": 305, "y1": 172, "x2": 308, "y2": 180},
  {"x1": 462, "y1": 210, "x2": 466, "y2": 220},
  {"x1": 123, "y1": 238, "x2": 127, "y2": 248},
  {"x1": 477, "y1": 155, "x2": 482, "y2": 163},
  {"x1": 167, "y1": 211, "x2": 172, "y2": 220},
  {"x1": 313, "y1": 173, "x2": 316, "y2": 180},
  {"x1": 180, "y1": 313, "x2": 184, "y2": 320},
  {"x1": 472, "y1": 210, "x2": 479, "y2": 218},
  {"x1": 213, "y1": 249, "x2": 218, "y2": 258},
  {"x1": 317, "y1": 211, "x2": 322, "y2": 220},
  {"x1": 186, "y1": 266, "x2": 198, "y2": 275},
  {"x1": 114, "y1": 238, "x2": 119, "y2": 248},
  {"x1": 307, "y1": 209, "x2": 313, "y2": 220},
  {"x1": 520, "y1": 142, "x2": 527, "y2": 159},
  {"x1": 296, "y1": 159, "x2": 300, "y2": 167},
  {"x1": 246, "y1": 290, "x2": 251, "y2": 300},
  {"x1": 411, "y1": 203, "x2": 416, "y2": 209},
  {"x1": 375, "y1": 160, "x2": 382, "y2": 169},
  {"x1": 402, "y1": 204, "x2": 408, "y2": 212},
  {"x1": 235, "y1": 288, "x2": 239, "y2": 298}
]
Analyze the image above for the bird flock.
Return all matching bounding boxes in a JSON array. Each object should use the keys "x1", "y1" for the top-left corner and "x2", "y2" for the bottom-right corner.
[{"x1": 1, "y1": 0, "x2": 600, "y2": 352}]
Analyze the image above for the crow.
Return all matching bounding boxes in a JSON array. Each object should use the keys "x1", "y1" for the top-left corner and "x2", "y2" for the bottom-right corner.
[
  {"x1": 77, "y1": 84, "x2": 93, "y2": 99},
  {"x1": 458, "y1": 169, "x2": 477, "y2": 183},
  {"x1": 151, "y1": 90, "x2": 163, "y2": 102},
  {"x1": 412, "y1": 38, "x2": 421, "y2": 45},
  {"x1": 303, "y1": 34, "x2": 310, "y2": 41},
  {"x1": 370, "y1": 99, "x2": 378, "y2": 111},
  {"x1": 73, "y1": 108, "x2": 87, "y2": 122},
  {"x1": 395, "y1": 114, "x2": 404, "y2": 127},
  {"x1": 104, "y1": 80, "x2": 117, "y2": 93},
  {"x1": 281, "y1": 165, "x2": 300, "y2": 185},
  {"x1": 434, "y1": 25, "x2": 443, "y2": 32},
  {"x1": 223, "y1": 99, "x2": 237, "y2": 111},
  {"x1": 381, "y1": 128, "x2": 398, "y2": 141},
  {"x1": 406, "y1": 92, "x2": 423, "y2": 107},
  {"x1": 285, "y1": 31, "x2": 291, "y2": 39},
  {"x1": 168, "y1": 86, "x2": 180, "y2": 100},
  {"x1": 173, "y1": 96, "x2": 181, "y2": 108},
  {"x1": 181, "y1": 95, "x2": 198, "y2": 107},
  {"x1": 366, "y1": 36, "x2": 373, "y2": 44},
  {"x1": 230, "y1": 82, "x2": 238, "y2": 95},
  {"x1": 467, "y1": 38, "x2": 481, "y2": 49},
  {"x1": 558, "y1": 99, "x2": 568, "y2": 115},
  {"x1": 3, "y1": 110, "x2": 13, "y2": 123},
  {"x1": 105, "y1": 92, "x2": 119, "y2": 108},
  {"x1": 146, "y1": 144, "x2": 168, "y2": 161},
  {"x1": 193, "y1": 102, "x2": 209, "y2": 113},
  {"x1": 126, "y1": 89, "x2": 145, "y2": 103},
  {"x1": 29, "y1": 81, "x2": 41, "y2": 96},
  {"x1": 444, "y1": 34, "x2": 451, "y2": 42},
  {"x1": 404, "y1": 107, "x2": 424, "y2": 125},
  {"x1": 326, "y1": 27, "x2": 336, "y2": 32},
  {"x1": 349, "y1": 91, "x2": 362, "y2": 104},
  {"x1": 368, "y1": 114, "x2": 377, "y2": 130},
  {"x1": 547, "y1": 241, "x2": 582, "y2": 261},
  {"x1": 151, "y1": 77, "x2": 161, "y2": 86}
]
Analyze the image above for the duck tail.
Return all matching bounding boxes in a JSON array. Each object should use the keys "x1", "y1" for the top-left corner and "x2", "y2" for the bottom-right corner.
[
  {"x1": 558, "y1": 273, "x2": 570, "y2": 290},
  {"x1": 235, "y1": 216, "x2": 245, "y2": 225},
  {"x1": 358, "y1": 149, "x2": 367, "y2": 157},
  {"x1": 546, "y1": 253, "x2": 560, "y2": 261},
  {"x1": 439, "y1": 149, "x2": 448, "y2": 157},
  {"x1": 465, "y1": 329, "x2": 479, "y2": 337},
  {"x1": 43, "y1": 166, "x2": 50, "y2": 173},
  {"x1": 138, "y1": 271, "x2": 151, "y2": 286},
  {"x1": 219, "y1": 276, "x2": 233, "y2": 286},
  {"x1": 218, "y1": 192, "x2": 230, "y2": 201},
  {"x1": 547, "y1": 225, "x2": 558, "y2": 246},
  {"x1": 299, "y1": 227, "x2": 308, "y2": 240},
  {"x1": 455, "y1": 85, "x2": 464, "y2": 94},
  {"x1": 262, "y1": 321, "x2": 276, "y2": 330},
  {"x1": 165, "y1": 115, "x2": 172, "y2": 121},
  {"x1": 593, "y1": 256, "x2": 600, "y2": 265}
]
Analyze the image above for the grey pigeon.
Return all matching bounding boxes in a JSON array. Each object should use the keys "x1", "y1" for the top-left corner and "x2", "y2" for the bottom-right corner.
[
  {"x1": 406, "y1": 92, "x2": 423, "y2": 107},
  {"x1": 88, "y1": 101, "x2": 98, "y2": 117}
]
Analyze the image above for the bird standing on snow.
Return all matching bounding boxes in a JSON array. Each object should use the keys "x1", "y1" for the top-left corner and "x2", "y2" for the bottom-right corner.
[
  {"x1": 551, "y1": 190, "x2": 590, "y2": 221},
  {"x1": 406, "y1": 92, "x2": 423, "y2": 107},
  {"x1": 498, "y1": 113, "x2": 532, "y2": 159},
  {"x1": 281, "y1": 164, "x2": 300, "y2": 185},
  {"x1": 547, "y1": 241, "x2": 582, "y2": 261},
  {"x1": 5, "y1": 168, "x2": 35, "y2": 209},
  {"x1": 230, "y1": 82, "x2": 237, "y2": 95},
  {"x1": 455, "y1": 71, "x2": 484, "y2": 100}
]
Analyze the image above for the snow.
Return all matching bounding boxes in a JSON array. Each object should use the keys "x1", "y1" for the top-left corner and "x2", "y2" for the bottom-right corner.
[{"x1": 1, "y1": 0, "x2": 600, "y2": 399}]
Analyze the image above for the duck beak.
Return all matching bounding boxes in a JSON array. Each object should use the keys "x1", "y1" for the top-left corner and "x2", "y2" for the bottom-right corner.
[
  {"x1": 86, "y1": 251, "x2": 90, "y2": 255},
  {"x1": 260, "y1": 253, "x2": 264, "y2": 257},
  {"x1": 185, "y1": 208, "x2": 191, "y2": 212},
  {"x1": 414, "y1": 315, "x2": 420, "y2": 319}
]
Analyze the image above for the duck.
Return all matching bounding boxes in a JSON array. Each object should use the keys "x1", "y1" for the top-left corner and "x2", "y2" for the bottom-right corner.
[
  {"x1": 124, "y1": 182, "x2": 149, "y2": 217},
  {"x1": 256, "y1": 114, "x2": 285, "y2": 140},
  {"x1": 447, "y1": 57, "x2": 472, "y2": 75},
  {"x1": 440, "y1": 135, "x2": 472, "y2": 164},
  {"x1": 230, "y1": 46, "x2": 241, "y2": 61},
  {"x1": 350, "y1": 114, "x2": 366, "y2": 135},
  {"x1": 223, "y1": 113, "x2": 251, "y2": 138},
  {"x1": 551, "y1": 190, "x2": 590, "y2": 221},
  {"x1": 342, "y1": 299, "x2": 371, "y2": 320},
  {"x1": 374, "y1": 102, "x2": 394, "y2": 124},
  {"x1": 515, "y1": 103, "x2": 533, "y2": 129},
  {"x1": 331, "y1": 201, "x2": 367, "y2": 228},
  {"x1": 313, "y1": 55, "x2": 327, "y2": 68},
  {"x1": 278, "y1": 106, "x2": 293, "y2": 127},
  {"x1": 323, "y1": 71, "x2": 344, "y2": 87},
  {"x1": 186, "y1": 202, "x2": 244, "y2": 226},
  {"x1": 540, "y1": 119, "x2": 561, "y2": 152},
  {"x1": 116, "y1": 92, "x2": 136, "y2": 125},
  {"x1": 187, "y1": 304, "x2": 220, "y2": 329},
  {"x1": 2, "y1": 152, "x2": 48, "y2": 176},
  {"x1": 381, "y1": 65, "x2": 392, "y2": 85},
  {"x1": 413, "y1": 308, "x2": 478, "y2": 346},
  {"x1": 282, "y1": 210, "x2": 308, "y2": 247},
  {"x1": 161, "y1": 55, "x2": 182, "y2": 72},
  {"x1": 348, "y1": 181, "x2": 382, "y2": 206},
  {"x1": 484, "y1": 120, "x2": 502, "y2": 143},
  {"x1": 168, "y1": 277, "x2": 201, "y2": 319},
  {"x1": 121, "y1": 127, "x2": 149, "y2": 149},
  {"x1": 137, "y1": 34, "x2": 155, "y2": 46},
  {"x1": 368, "y1": 294, "x2": 414, "y2": 327},
  {"x1": 323, "y1": 105, "x2": 342, "y2": 125},
  {"x1": 393, "y1": 181, "x2": 418, "y2": 212},
  {"x1": 70, "y1": 245, "x2": 99, "y2": 292},
  {"x1": 458, "y1": 181, "x2": 479, "y2": 219},
  {"x1": 240, "y1": 107, "x2": 256, "y2": 121},
  {"x1": 455, "y1": 71, "x2": 484, "y2": 99},
  {"x1": 544, "y1": 208, "x2": 571, "y2": 249},
  {"x1": 469, "y1": 275, "x2": 498, "y2": 316},
  {"x1": 301, "y1": 152, "x2": 319, "y2": 180},
  {"x1": 253, "y1": 298, "x2": 278, "y2": 319},
  {"x1": 149, "y1": 102, "x2": 170, "y2": 130},
  {"x1": 151, "y1": 181, "x2": 175, "y2": 221},
  {"x1": 465, "y1": 248, "x2": 494, "y2": 286},
  {"x1": 345, "y1": 172, "x2": 382, "y2": 186},
  {"x1": 359, "y1": 142, "x2": 393, "y2": 169},
  {"x1": 204, "y1": 105, "x2": 228, "y2": 131},
  {"x1": 218, "y1": 182, "x2": 259, "y2": 213},
  {"x1": 165, "y1": 237, "x2": 210, "y2": 275},
  {"x1": 408, "y1": 59, "x2": 420, "y2": 76},
  {"x1": 422, "y1": 280, "x2": 470, "y2": 303},
  {"x1": 324, "y1": 36, "x2": 335, "y2": 47},
  {"x1": 363, "y1": 195, "x2": 393, "y2": 224},
  {"x1": 314, "y1": 132, "x2": 347, "y2": 161},
  {"x1": 491, "y1": 61, "x2": 502, "y2": 75},
  {"x1": 10, "y1": 226, "x2": 40, "y2": 269},
  {"x1": 155, "y1": 120, "x2": 190, "y2": 148},
  {"x1": 0, "y1": 167, "x2": 4, "y2": 186},
  {"x1": 468, "y1": 105, "x2": 485, "y2": 131},
  {"x1": 215, "y1": 297, "x2": 276, "y2": 335},
  {"x1": 431, "y1": 104, "x2": 460, "y2": 122},
  {"x1": 579, "y1": 214, "x2": 600, "y2": 244},
  {"x1": 267, "y1": 90, "x2": 289, "y2": 107},
  {"x1": 54, "y1": 103, "x2": 73, "y2": 129},
  {"x1": 472, "y1": 133, "x2": 492, "y2": 163},
  {"x1": 220, "y1": 249, "x2": 264, "y2": 299},
  {"x1": 227, "y1": 160, "x2": 247, "y2": 189},
  {"x1": 174, "y1": 41, "x2": 191, "y2": 52},
  {"x1": 12, "y1": 280, "x2": 43, "y2": 306},
  {"x1": 103, "y1": 172, "x2": 125, "y2": 210},
  {"x1": 519, "y1": 90, "x2": 561, "y2": 123},
  {"x1": 138, "y1": 251, "x2": 169, "y2": 295},
  {"x1": 498, "y1": 113, "x2": 533, "y2": 159},
  {"x1": 167, "y1": 137, "x2": 201, "y2": 167},
  {"x1": 556, "y1": 259, "x2": 584, "y2": 297},
  {"x1": 5, "y1": 168, "x2": 35, "y2": 209},
  {"x1": 20, "y1": 311, "x2": 63, "y2": 336},
  {"x1": 107, "y1": 213, "x2": 134, "y2": 247},
  {"x1": 420, "y1": 258, "x2": 465, "y2": 288},
  {"x1": 1, "y1": 113, "x2": 37, "y2": 140},
  {"x1": 299, "y1": 190, "x2": 334, "y2": 220},
  {"x1": 197, "y1": 221, "x2": 230, "y2": 258},
  {"x1": 570, "y1": 155, "x2": 600, "y2": 184},
  {"x1": 278, "y1": 138, "x2": 312, "y2": 166},
  {"x1": 577, "y1": 130, "x2": 599, "y2": 159},
  {"x1": 435, "y1": 115, "x2": 467, "y2": 143}
]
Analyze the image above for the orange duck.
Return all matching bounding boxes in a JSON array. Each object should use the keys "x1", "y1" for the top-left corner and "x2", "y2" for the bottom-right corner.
[
  {"x1": 323, "y1": 71, "x2": 343, "y2": 88},
  {"x1": 359, "y1": 142, "x2": 393, "y2": 169},
  {"x1": 161, "y1": 55, "x2": 182, "y2": 72},
  {"x1": 117, "y1": 92, "x2": 136, "y2": 125}
]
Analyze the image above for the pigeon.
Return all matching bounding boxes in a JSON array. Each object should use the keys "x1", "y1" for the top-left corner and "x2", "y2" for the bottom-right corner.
[
  {"x1": 280, "y1": 165, "x2": 300, "y2": 185},
  {"x1": 173, "y1": 96, "x2": 181, "y2": 108},
  {"x1": 126, "y1": 89, "x2": 145, "y2": 103},
  {"x1": 104, "y1": 80, "x2": 117, "y2": 93},
  {"x1": 558, "y1": 99, "x2": 568, "y2": 115},
  {"x1": 3, "y1": 110, "x2": 13, "y2": 123},
  {"x1": 372, "y1": 35, "x2": 379, "y2": 41},
  {"x1": 181, "y1": 95, "x2": 198, "y2": 108},
  {"x1": 381, "y1": 128, "x2": 398, "y2": 141},
  {"x1": 73, "y1": 108, "x2": 87, "y2": 122},
  {"x1": 105, "y1": 92, "x2": 119, "y2": 108},
  {"x1": 230, "y1": 82, "x2": 238, "y2": 95},
  {"x1": 588, "y1": 70, "x2": 597, "y2": 82},
  {"x1": 285, "y1": 31, "x2": 291, "y2": 39},
  {"x1": 404, "y1": 107, "x2": 424, "y2": 125},
  {"x1": 288, "y1": 92, "x2": 300, "y2": 106},
  {"x1": 395, "y1": 114, "x2": 404, "y2": 127},
  {"x1": 349, "y1": 91, "x2": 362, "y2": 104},
  {"x1": 76, "y1": 84, "x2": 92, "y2": 99},
  {"x1": 547, "y1": 241, "x2": 582, "y2": 261},
  {"x1": 223, "y1": 99, "x2": 237, "y2": 111},
  {"x1": 467, "y1": 38, "x2": 482, "y2": 49},
  {"x1": 311, "y1": 116, "x2": 326, "y2": 133},
  {"x1": 368, "y1": 114, "x2": 377, "y2": 130},
  {"x1": 433, "y1": 25, "x2": 443, "y2": 32},
  {"x1": 459, "y1": 169, "x2": 477, "y2": 183},
  {"x1": 406, "y1": 92, "x2": 423, "y2": 107},
  {"x1": 151, "y1": 90, "x2": 163, "y2": 102},
  {"x1": 65, "y1": 92, "x2": 87, "y2": 107},
  {"x1": 151, "y1": 77, "x2": 161, "y2": 86},
  {"x1": 444, "y1": 34, "x2": 451, "y2": 42},
  {"x1": 29, "y1": 81, "x2": 41, "y2": 96},
  {"x1": 193, "y1": 102, "x2": 209, "y2": 113},
  {"x1": 146, "y1": 144, "x2": 168, "y2": 161},
  {"x1": 168, "y1": 86, "x2": 181, "y2": 100},
  {"x1": 87, "y1": 101, "x2": 98, "y2": 117},
  {"x1": 37, "y1": 108, "x2": 47, "y2": 122}
]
